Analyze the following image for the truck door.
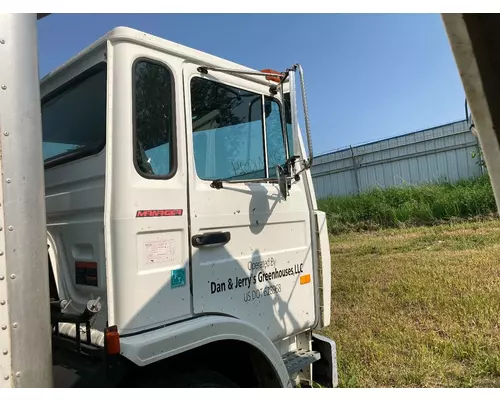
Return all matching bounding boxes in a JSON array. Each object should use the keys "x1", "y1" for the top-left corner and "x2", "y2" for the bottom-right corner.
[
  {"x1": 106, "y1": 46, "x2": 192, "y2": 335},
  {"x1": 183, "y1": 64, "x2": 317, "y2": 342}
]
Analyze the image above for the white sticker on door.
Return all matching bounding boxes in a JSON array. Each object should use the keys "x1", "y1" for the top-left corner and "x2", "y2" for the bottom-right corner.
[{"x1": 144, "y1": 239, "x2": 175, "y2": 265}]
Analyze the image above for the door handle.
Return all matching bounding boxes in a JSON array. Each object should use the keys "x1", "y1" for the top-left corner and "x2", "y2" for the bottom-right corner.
[{"x1": 192, "y1": 231, "x2": 231, "y2": 248}]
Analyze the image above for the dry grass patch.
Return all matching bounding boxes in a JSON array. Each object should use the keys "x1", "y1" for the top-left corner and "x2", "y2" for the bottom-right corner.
[{"x1": 319, "y1": 220, "x2": 500, "y2": 387}]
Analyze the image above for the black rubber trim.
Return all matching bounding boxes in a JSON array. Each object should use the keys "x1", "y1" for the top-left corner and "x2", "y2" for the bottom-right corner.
[
  {"x1": 42, "y1": 62, "x2": 107, "y2": 170},
  {"x1": 118, "y1": 313, "x2": 235, "y2": 339},
  {"x1": 132, "y1": 57, "x2": 178, "y2": 180}
]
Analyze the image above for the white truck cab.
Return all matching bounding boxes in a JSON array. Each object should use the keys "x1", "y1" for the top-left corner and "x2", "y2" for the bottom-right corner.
[{"x1": 2, "y1": 21, "x2": 336, "y2": 388}]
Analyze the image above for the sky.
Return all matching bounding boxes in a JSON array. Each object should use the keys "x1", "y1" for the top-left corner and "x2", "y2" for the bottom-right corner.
[{"x1": 37, "y1": 13, "x2": 466, "y2": 154}]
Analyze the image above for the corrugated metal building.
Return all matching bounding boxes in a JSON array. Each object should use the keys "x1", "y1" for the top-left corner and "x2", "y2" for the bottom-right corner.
[{"x1": 311, "y1": 120, "x2": 483, "y2": 199}]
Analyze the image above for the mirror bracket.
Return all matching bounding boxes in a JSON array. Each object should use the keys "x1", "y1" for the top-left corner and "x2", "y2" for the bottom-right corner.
[
  {"x1": 269, "y1": 85, "x2": 278, "y2": 96},
  {"x1": 210, "y1": 180, "x2": 224, "y2": 189},
  {"x1": 276, "y1": 165, "x2": 289, "y2": 200},
  {"x1": 288, "y1": 64, "x2": 314, "y2": 176}
]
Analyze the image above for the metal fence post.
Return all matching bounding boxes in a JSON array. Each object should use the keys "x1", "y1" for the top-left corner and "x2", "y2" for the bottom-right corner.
[{"x1": 349, "y1": 145, "x2": 360, "y2": 194}]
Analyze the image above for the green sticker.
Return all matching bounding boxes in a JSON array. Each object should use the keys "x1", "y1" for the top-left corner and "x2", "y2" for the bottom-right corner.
[{"x1": 171, "y1": 268, "x2": 186, "y2": 288}]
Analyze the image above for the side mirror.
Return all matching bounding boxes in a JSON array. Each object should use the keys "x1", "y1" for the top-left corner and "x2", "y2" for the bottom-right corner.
[{"x1": 276, "y1": 165, "x2": 288, "y2": 200}]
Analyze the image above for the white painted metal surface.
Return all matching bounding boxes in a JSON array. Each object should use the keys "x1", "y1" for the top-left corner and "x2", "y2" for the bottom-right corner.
[
  {"x1": 0, "y1": 13, "x2": 52, "y2": 388},
  {"x1": 315, "y1": 211, "x2": 331, "y2": 328},
  {"x1": 119, "y1": 314, "x2": 292, "y2": 386},
  {"x1": 40, "y1": 25, "x2": 333, "y2": 382},
  {"x1": 42, "y1": 42, "x2": 109, "y2": 333},
  {"x1": 104, "y1": 39, "x2": 192, "y2": 334},
  {"x1": 184, "y1": 63, "x2": 317, "y2": 342}
]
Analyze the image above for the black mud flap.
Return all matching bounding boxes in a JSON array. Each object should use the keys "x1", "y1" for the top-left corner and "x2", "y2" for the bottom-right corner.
[{"x1": 312, "y1": 333, "x2": 338, "y2": 388}]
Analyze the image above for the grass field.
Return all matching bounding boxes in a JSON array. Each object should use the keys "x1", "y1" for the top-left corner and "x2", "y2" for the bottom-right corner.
[
  {"x1": 319, "y1": 219, "x2": 500, "y2": 388},
  {"x1": 318, "y1": 175, "x2": 497, "y2": 234}
]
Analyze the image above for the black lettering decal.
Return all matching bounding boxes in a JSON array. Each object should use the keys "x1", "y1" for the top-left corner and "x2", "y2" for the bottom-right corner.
[
  {"x1": 210, "y1": 259, "x2": 305, "y2": 302},
  {"x1": 210, "y1": 281, "x2": 226, "y2": 294},
  {"x1": 294, "y1": 263, "x2": 304, "y2": 274}
]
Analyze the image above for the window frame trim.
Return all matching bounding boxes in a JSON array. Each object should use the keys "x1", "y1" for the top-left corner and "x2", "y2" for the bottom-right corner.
[
  {"x1": 282, "y1": 92, "x2": 295, "y2": 157},
  {"x1": 41, "y1": 61, "x2": 108, "y2": 170},
  {"x1": 264, "y1": 96, "x2": 289, "y2": 177},
  {"x1": 132, "y1": 57, "x2": 178, "y2": 181},
  {"x1": 261, "y1": 95, "x2": 269, "y2": 178}
]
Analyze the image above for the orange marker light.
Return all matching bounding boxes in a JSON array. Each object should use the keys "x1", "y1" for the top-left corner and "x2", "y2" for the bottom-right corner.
[
  {"x1": 105, "y1": 325, "x2": 121, "y2": 355},
  {"x1": 261, "y1": 69, "x2": 283, "y2": 83},
  {"x1": 300, "y1": 274, "x2": 311, "y2": 285}
]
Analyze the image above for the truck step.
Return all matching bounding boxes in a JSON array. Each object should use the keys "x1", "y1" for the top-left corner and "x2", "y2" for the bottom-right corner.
[{"x1": 282, "y1": 349, "x2": 321, "y2": 376}]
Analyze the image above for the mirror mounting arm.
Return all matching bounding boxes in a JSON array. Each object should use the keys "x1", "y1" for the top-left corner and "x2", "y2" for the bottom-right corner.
[
  {"x1": 288, "y1": 64, "x2": 314, "y2": 173},
  {"x1": 211, "y1": 180, "x2": 224, "y2": 189}
]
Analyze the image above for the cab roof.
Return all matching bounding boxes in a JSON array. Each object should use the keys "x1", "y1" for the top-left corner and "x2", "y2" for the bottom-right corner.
[{"x1": 40, "y1": 26, "x2": 278, "y2": 88}]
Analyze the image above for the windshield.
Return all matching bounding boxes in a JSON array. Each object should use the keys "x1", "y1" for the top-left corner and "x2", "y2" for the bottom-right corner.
[{"x1": 42, "y1": 65, "x2": 107, "y2": 167}]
